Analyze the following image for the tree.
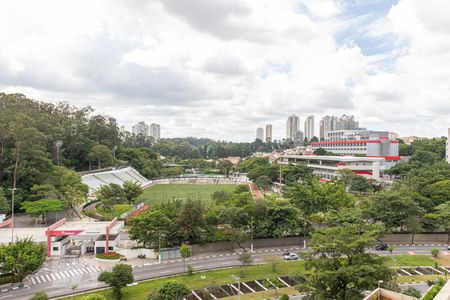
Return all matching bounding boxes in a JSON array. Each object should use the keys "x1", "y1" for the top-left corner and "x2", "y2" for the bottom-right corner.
[
  {"x1": 29, "y1": 292, "x2": 48, "y2": 300},
  {"x1": 155, "y1": 281, "x2": 190, "y2": 300},
  {"x1": 404, "y1": 215, "x2": 422, "y2": 244},
  {"x1": 0, "y1": 238, "x2": 45, "y2": 283},
  {"x1": 211, "y1": 190, "x2": 230, "y2": 204},
  {"x1": 0, "y1": 187, "x2": 9, "y2": 214},
  {"x1": 255, "y1": 175, "x2": 272, "y2": 191},
  {"x1": 229, "y1": 227, "x2": 250, "y2": 251},
  {"x1": 50, "y1": 166, "x2": 88, "y2": 217},
  {"x1": 98, "y1": 264, "x2": 133, "y2": 300},
  {"x1": 21, "y1": 199, "x2": 66, "y2": 223},
  {"x1": 129, "y1": 210, "x2": 172, "y2": 249},
  {"x1": 425, "y1": 202, "x2": 450, "y2": 243},
  {"x1": 217, "y1": 160, "x2": 233, "y2": 176},
  {"x1": 431, "y1": 248, "x2": 440, "y2": 258},
  {"x1": 86, "y1": 144, "x2": 113, "y2": 170},
  {"x1": 238, "y1": 252, "x2": 253, "y2": 266},
  {"x1": 264, "y1": 256, "x2": 282, "y2": 273},
  {"x1": 298, "y1": 223, "x2": 392, "y2": 299},
  {"x1": 368, "y1": 190, "x2": 425, "y2": 230},
  {"x1": 96, "y1": 184, "x2": 125, "y2": 205},
  {"x1": 423, "y1": 179, "x2": 450, "y2": 207},
  {"x1": 284, "y1": 180, "x2": 354, "y2": 216},
  {"x1": 179, "y1": 244, "x2": 192, "y2": 273},
  {"x1": 177, "y1": 199, "x2": 205, "y2": 242},
  {"x1": 122, "y1": 181, "x2": 143, "y2": 206}
]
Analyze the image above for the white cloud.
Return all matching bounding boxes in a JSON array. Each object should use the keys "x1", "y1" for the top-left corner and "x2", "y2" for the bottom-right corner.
[{"x1": 0, "y1": 0, "x2": 448, "y2": 141}]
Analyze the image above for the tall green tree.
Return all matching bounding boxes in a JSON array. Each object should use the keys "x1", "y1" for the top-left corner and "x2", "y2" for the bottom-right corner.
[
  {"x1": 368, "y1": 190, "x2": 425, "y2": 230},
  {"x1": 0, "y1": 187, "x2": 9, "y2": 214},
  {"x1": 179, "y1": 244, "x2": 192, "y2": 273},
  {"x1": 86, "y1": 144, "x2": 113, "y2": 170},
  {"x1": 298, "y1": 224, "x2": 392, "y2": 299},
  {"x1": 284, "y1": 180, "x2": 354, "y2": 216},
  {"x1": 98, "y1": 264, "x2": 133, "y2": 300},
  {"x1": 122, "y1": 181, "x2": 143, "y2": 206},
  {"x1": 177, "y1": 199, "x2": 205, "y2": 242},
  {"x1": 129, "y1": 210, "x2": 173, "y2": 248},
  {"x1": 21, "y1": 199, "x2": 66, "y2": 223},
  {"x1": 0, "y1": 238, "x2": 46, "y2": 283},
  {"x1": 425, "y1": 202, "x2": 450, "y2": 243},
  {"x1": 96, "y1": 184, "x2": 125, "y2": 205}
]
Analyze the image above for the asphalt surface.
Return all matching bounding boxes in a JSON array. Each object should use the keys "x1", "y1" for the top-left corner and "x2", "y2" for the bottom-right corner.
[{"x1": 0, "y1": 245, "x2": 448, "y2": 300}]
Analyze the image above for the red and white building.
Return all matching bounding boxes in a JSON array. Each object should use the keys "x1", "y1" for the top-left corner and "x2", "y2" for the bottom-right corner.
[
  {"x1": 281, "y1": 155, "x2": 387, "y2": 181},
  {"x1": 311, "y1": 130, "x2": 400, "y2": 167}
]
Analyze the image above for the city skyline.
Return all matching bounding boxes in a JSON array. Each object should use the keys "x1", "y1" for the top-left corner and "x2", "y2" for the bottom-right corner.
[{"x1": 1, "y1": 1, "x2": 450, "y2": 141}]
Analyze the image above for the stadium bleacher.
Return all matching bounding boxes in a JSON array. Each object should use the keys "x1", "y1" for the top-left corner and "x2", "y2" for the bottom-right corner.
[{"x1": 82, "y1": 167, "x2": 149, "y2": 193}]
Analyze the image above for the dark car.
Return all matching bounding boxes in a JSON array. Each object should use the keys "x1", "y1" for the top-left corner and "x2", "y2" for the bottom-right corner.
[{"x1": 375, "y1": 243, "x2": 388, "y2": 251}]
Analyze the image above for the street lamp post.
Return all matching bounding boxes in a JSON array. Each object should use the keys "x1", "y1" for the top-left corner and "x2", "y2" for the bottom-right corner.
[
  {"x1": 9, "y1": 187, "x2": 17, "y2": 244},
  {"x1": 377, "y1": 280, "x2": 383, "y2": 300},
  {"x1": 231, "y1": 275, "x2": 240, "y2": 300}
]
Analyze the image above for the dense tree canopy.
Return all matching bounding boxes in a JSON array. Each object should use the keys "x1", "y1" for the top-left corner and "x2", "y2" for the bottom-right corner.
[{"x1": 299, "y1": 223, "x2": 392, "y2": 299}]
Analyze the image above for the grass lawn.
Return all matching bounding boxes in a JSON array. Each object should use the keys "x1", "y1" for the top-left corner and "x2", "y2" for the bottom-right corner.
[
  {"x1": 386, "y1": 255, "x2": 435, "y2": 267},
  {"x1": 137, "y1": 183, "x2": 239, "y2": 206},
  {"x1": 63, "y1": 261, "x2": 305, "y2": 300},
  {"x1": 94, "y1": 204, "x2": 131, "y2": 221},
  {"x1": 221, "y1": 287, "x2": 298, "y2": 300},
  {"x1": 396, "y1": 274, "x2": 447, "y2": 283}
]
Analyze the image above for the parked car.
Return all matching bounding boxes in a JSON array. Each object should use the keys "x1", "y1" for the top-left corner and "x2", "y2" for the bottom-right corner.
[
  {"x1": 447, "y1": 245, "x2": 450, "y2": 251},
  {"x1": 283, "y1": 252, "x2": 299, "y2": 260},
  {"x1": 375, "y1": 243, "x2": 388, "y2": 251}
]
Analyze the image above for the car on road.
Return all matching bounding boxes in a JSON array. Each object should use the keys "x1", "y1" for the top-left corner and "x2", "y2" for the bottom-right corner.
[
  {"x1": 375, "y1": 243, "x2": 388, "y2": 251},
  {"x1": 283, "y1": 252, "x2": 299, "y2": 260},
  {"x1": 447, "y1": 245, "x2": 450, "y2": 251}
]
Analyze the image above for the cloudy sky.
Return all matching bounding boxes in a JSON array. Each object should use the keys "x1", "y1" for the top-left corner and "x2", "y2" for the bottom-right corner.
[{"x1": 1, "y1": 0, "x2": 449, "y2": 141}]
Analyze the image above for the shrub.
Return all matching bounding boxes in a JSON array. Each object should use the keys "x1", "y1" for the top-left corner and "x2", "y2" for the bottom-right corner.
[
  {"x1": 431, "y1": 248, "x2": 440, "y2": 258},
  {"x1": 95, "y1": 252, "x2": 121, "y2": 260},
  {"x1": 187, "y1": 265, "x2": 194, "y2": 276},
  {"x1": 279, "y1": 294, "x2": 290, "y2": 300},
  {"x1": 156, "y1": 281, "x2": 190, "y2": 300},
  {"x1": 401, "y1": 287, "x2": 421, "y2": 298},
  {"x1": 29, "y1": 292, "x2": 48, "y2": 300}
]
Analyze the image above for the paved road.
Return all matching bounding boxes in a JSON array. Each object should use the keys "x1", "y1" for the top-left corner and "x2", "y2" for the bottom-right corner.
[{"x1": 0, "y1": 245, "x2": 448, "y2": 300}]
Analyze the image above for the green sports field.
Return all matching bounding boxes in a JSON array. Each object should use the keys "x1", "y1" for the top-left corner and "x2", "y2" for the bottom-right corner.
[{"x1": 137, "y1": 183, "x2": 238, "y2": 206}]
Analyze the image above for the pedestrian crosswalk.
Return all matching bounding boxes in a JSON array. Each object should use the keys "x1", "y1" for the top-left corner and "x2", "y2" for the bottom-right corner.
[{"x1": 28, "y1": 266, "x2": 109, "y2": 285}]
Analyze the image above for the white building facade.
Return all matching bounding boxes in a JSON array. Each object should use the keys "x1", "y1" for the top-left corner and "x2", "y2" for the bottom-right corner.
[
  {"x1": 132, "y1": 121, "x2": 149, "y2": 136},
  {"x1": 281, "y1": 155, "x2": 386, "y2": 181}
]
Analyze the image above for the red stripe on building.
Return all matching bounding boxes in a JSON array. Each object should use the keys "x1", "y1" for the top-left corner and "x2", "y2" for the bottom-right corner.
[
  {"x1": 368, "y1": 156, "x2": 401, "y2": 161},
  {"x1": 311, "y1": 140, "x2": 381, "y2": 145}
]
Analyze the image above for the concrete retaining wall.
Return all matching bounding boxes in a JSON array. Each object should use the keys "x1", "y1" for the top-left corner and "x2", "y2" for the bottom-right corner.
[
  {"x1": 116, "y1": 248, "x2": 156, "y2": 259},
  {"x1": 380, "y1": 233, "x2": 449, "y2": 244},
  {"x1": 191, "y1": 234, "x2": 448, "y2": 254},
  {"x1": 192, "y1": 236, "x2": 306, "y2": 254}
]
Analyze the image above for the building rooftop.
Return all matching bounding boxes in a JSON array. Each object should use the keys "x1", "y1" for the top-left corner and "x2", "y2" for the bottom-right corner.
[{"x1": 282, "y1": 155, "x2": 385, "y2": 162}]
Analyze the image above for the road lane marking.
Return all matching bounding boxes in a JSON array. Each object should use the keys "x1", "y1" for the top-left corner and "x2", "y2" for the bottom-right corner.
[
  {"x1": 39, "y1": 276, "x2": 47, "y2": 283},
  {"x1": 45, "y1": 274, "x2": 51, "y2": 281},
  {"x1": 50, "y1": 274, "x2": 56, "y2": 280}
]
